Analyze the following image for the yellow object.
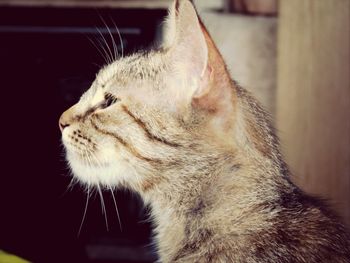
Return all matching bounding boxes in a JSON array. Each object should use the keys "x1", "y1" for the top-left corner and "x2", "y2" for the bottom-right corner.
[{"x1": 0, "y1": 250, "x2": 30, "y2": 263}]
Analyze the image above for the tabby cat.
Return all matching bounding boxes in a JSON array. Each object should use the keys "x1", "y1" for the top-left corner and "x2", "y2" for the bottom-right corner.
[{"x1": 59, "y1": 0, "x2": 350, "y2": 262}]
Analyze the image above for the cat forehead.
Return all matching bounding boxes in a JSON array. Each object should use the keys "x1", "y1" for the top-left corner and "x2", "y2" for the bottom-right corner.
[{"x1": 95, "y1": 51, "x2": 166, "y2": 89}]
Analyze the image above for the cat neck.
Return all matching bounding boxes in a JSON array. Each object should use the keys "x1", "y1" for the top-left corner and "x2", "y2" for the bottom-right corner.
[
  {"x1": 138, "y1": 90, "x2": 291, "y2": 261},
  {"x1": 141, "y1": 150, "x2": 289, "y2": 261},
  {"x1": 143, "y1": 157, "x2": 238, "y2": 261}
]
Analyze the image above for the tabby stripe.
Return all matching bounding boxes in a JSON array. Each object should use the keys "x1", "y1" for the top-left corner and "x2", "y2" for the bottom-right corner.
[
  {"x1": 121, "y1": 105, "x2": 181, "y2": 148},
  {"x1": 76, "y1": 106, "x2": 99, "y2": 122},
  {"x1": 90, "y1": 119, "x2": 162, "y2": 165}
]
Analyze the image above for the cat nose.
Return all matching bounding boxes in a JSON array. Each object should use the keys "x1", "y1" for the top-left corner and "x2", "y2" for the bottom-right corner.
[
  {"x1": 59, "y1": 107, "x2": 74, "y2": 132},
  {"x1": 59, "y1": 120, "x2": 70, "y2": 132},
  {"x1": 59, "y1": 114, "x2": 70, "y2": 132}
]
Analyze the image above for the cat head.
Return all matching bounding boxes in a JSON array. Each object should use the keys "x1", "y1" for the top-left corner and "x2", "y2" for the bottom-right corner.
[{"x1": 60, "y1": 0, "x2": 236, "y2": 192}]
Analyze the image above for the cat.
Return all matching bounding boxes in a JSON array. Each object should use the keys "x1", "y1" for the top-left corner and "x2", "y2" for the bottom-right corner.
[{"x1": 59, "y1": 0, "x2": 350, "y2": 262}]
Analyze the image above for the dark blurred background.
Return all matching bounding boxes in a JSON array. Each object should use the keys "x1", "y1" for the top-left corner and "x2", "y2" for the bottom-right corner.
[{"x1": 0, "y1": 2, "x2": 168, "y2": 262}]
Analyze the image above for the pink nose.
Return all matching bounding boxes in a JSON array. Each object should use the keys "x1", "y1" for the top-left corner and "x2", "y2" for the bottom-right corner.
[
  {"x1": 59, "y1": 118, "x2": 70, "y2": 132},
  {"x1": 59, "y1": 107, "x2": 75, "y2": 132}
]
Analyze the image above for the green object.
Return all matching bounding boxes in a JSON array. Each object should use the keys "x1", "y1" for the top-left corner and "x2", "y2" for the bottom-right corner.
[{"x1": 0, "y1": 250, "x2": 30, "y2": 263}]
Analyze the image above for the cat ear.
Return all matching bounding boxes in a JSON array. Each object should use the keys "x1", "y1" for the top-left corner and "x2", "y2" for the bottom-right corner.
[
  {"x1": 165, "y1": 0, "x2": 208, "y2": 80},
  {"x1": 165, "y1": 0, "x2": 233, "y2": 117}
]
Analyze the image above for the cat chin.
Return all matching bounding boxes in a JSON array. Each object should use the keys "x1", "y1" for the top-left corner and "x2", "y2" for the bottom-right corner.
[{"x1": 66, "y1": 151, "x2": 138, "y2": 187}]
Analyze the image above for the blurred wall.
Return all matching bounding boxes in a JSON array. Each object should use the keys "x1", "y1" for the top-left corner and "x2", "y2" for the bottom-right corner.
[
  {"x1": 277, "y1": 0, "x2": 350, "y2": 226},
  {"x1": 195, "y1": 0, "x2": 277, "y2": 114}
]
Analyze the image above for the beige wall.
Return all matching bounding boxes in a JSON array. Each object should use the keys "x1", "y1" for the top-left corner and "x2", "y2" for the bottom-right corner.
[
  {"x1": 277, "y1": 0, "x2": 350, "y2": 226},
  {"x1": 195, "y1": 0, "x2": 277, "y2": 114}
]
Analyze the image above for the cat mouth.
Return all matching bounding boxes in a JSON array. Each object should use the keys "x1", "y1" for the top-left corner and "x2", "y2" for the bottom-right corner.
[{"x1": 62, "y1": 133, "x2": 102, "y2": 165}]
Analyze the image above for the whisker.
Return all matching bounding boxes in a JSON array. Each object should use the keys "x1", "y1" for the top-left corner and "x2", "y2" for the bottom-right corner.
[
  {"x1": 109, "y1": 186, "x2": 123, "y2": 232},
  {"x1": 110, "y1": 17, "x2": 124, "y2": 58},
  {"x1": 67, "y1": 177, "x2": 78, "y2": 191},
  {"x1": 96, "y1": 36, "x2": 113, "y2": 64},
  {"x1": 78, "y1": 186, "x2": 90, "y2": 237},
  {"x1": 82, "y1": 150, "x2": 93, "y2": 169},
  {"x1": 95, "y1": 25, "x2": 114, "y2": 64},
  {"x1": 99, "y1": 15, "x2": 118, "y2": 61},
  {"x1": 86, "y1": 35, "x2": 110, "y2": 65},
  {"x1": 97, "y1": 184, "x2": 109, "y2": 231},
  {"x1": 75, "y1": 28, "x2": 109, "y2": 66},
  {"x1": 86, "y1": 147, "x2": 103, "y2": 170},
  {"x1": 59, "y1": 176, "x2": 77, "y2": 199}
]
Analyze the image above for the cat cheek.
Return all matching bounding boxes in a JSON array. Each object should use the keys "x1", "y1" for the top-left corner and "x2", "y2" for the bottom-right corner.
[
  {"x1": 61, "y1": 132, "x2": 75, "y2": 152},
  {"x1": 61, "y1": 128, "x2": 71, "y2": 143}
]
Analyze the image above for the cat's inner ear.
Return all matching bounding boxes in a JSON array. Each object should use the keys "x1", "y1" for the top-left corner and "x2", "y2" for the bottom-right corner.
[{"x1": 166, "y1": 0, "x2": 208, "y2": 82}]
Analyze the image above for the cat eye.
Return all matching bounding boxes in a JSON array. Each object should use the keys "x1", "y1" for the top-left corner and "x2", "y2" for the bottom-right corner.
[{"x1": 101, "y1": 93, "x2": 119, "y2": 109}]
